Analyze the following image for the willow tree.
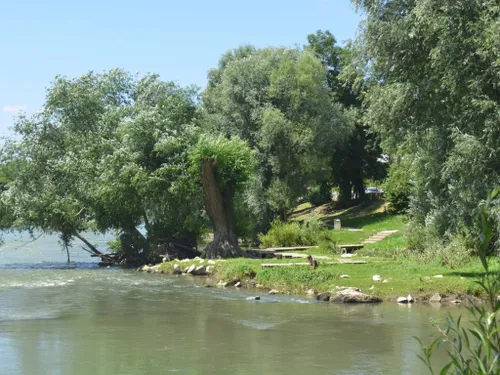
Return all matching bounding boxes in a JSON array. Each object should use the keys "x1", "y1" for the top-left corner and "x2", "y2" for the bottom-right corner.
[
  {"x1": 352, "y1": 0, "x2": 500, "y2": 251},
  {"x1": 202, "y1": 46, "x2": 348, "y2": 230},
  {"x1": 189, "y1": 135, "x2": 253, "y2": 258},
  {"x1": 1, "y1": 70, "x2": 205, "y2": 264}
]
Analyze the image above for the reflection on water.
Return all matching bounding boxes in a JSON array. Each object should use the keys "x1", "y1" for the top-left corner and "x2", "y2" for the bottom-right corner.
[{"x1": 0, "y1": 232, "x2": 456, "y2": 374}]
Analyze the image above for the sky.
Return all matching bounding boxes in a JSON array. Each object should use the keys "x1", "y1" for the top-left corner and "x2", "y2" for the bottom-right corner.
[{"x1": 0, "y1": 0, "x2": 363, "y2": 136}]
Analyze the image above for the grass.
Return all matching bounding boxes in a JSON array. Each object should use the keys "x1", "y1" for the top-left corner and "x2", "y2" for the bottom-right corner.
[
  {"x1": 157, "y1": 256, "x2": 500, "y2": 300},
  {"x1": 155, "y1": 199, "x2": 492, "y2": 302}
]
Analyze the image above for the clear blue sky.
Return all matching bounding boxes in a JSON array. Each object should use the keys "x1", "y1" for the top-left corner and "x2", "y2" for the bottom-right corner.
[{"x1": 0, "y1": 0, "x2": 362, "y2": 136}]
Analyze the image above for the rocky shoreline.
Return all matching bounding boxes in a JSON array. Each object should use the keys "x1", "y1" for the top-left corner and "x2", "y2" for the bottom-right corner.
[{"x1": 138, "y1": 257, "x2": 478, "y2": 306}]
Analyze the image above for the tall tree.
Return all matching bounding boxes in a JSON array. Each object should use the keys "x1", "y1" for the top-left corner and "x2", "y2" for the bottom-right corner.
[
  {"x1": 202, "y1": 46, "x2": 348, "y2": 228},
  {"x1": 352, "y1": 0, "x2": 500, "y2": 249},
  {"x1": 306, "y1": 30, "x2": 386, "y2": 207},
  {"x1": 1, "y1": 70, "x2": 204, "y2": 264},
  {"x1": 189, "y1": 135, "x2": 253, "y2": 258}
]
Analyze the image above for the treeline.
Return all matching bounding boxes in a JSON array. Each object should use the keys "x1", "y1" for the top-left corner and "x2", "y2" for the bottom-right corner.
[{"x1": 1, "y1": 0, "x2": 499, "y2": 264}]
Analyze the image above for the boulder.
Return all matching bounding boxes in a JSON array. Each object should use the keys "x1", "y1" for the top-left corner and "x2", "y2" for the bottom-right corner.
[
  {"x1": 429, "y1": 293, "x2": 442, "y2": 303},
  {"x1": 306, "y1": 289, "x2": 317, "y2": 296},
  {"x1": 173, "y1": 264, "x2": 182, "y2": 275},
  {"x1": 186, "y1": 265, "x2": 196, "y2": 274},
  {"x1": 335, "y1": 286, "x2": 360, "y2": 292},
  {"x1": 372, "y1": 275, "x2": 382, "y2": 282},
  {"x1": 268, "y1": 289, "x2": 279, "y2": 295},
  {"x1": 142, "y1": 265, "x2": 151, "y2": 272},
  {"x1": 397, "y1": 297, "x2": 409, "y2": 303},
  {"x1": 246, "y1": 296, "x2": 261, "y2": 301},
  {"x1": 217, "y1": 280, "x2": 229, "y2": 287},
  {"x1": 316, "y1": 292, "x2": 332, "y2": 302},
  {"x1": 183, "y1": 266, "x2": 190, "y2": 273},
  {"x1": 234, "y1": 282, "x2": 242, "y2": 288},
  {"x1": 194, "y1": 265, "x2": 207, "y2": 275},
  {"x1": 206, "y1": 266, "x2": 214, "y2": 274},
  {"x1": 331, "y1": 290, "x2": 382, "y2": 304}
]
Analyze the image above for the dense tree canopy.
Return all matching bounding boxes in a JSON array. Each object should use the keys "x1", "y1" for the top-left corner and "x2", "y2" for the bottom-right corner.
[
  {"x1": 352, "y1": 0, "x2": 500, "y2": 250},
  {"x1": 202, "y1": 46, "x2": 348, "y2": 226}
]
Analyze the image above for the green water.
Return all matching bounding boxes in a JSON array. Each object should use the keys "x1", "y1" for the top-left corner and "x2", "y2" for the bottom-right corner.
[{"x1": 0, "y1": 232, "x2": 455, "y2": 374}]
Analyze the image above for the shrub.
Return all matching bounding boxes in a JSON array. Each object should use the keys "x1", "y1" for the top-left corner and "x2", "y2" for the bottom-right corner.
[
  {"x1": 257, "y1": 218, "x2": 330, "y2": 248},
  {"x1": 417, "y1": 189, "x2": 500, "y2": 374}
]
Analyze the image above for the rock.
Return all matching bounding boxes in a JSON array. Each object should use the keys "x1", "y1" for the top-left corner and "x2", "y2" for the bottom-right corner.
[
  {"x1": 407, "y1": 294, "x2": 414, "y2": 303},
  {"x1": 231, "y1": 276, "x2": 241, "y2": 285},
  {"x1": 340, "y1": 274, "x2": 350, "y2": 279},
  {"x1": 208, "y1": 260, "x2": 216, "y2": 265},
  {"x1": 186, "y1": 264, "x2": 196, "y2": 274},
  {"x1": 341, "y1": 253, "x2": 355, "y2": 258},
  {"x1": 335, "y1": 286, "x2": 360, "y2": 292},
  {"x1": 142, "y1": 265, "x2": 151, "y2": 272},
  {"x1": 331, "y1": 290, "x2": 382, "y2": 304},
  {"x1": 268, "y1": 289, "x2": 279, "y2": 295},
  {"x1": 369, "y1": 285, "x2": 375, "y2": 290},
  {"x1": 246, "y1": 296, "x2": 261, "y2": 301},
  {"x1": 150, "y1": 265, "x2": 160, "y2": 273},
  {"x1": 306, "y1": 289, "x2": 317, "y2": 296},
  {"x1": 183, "y1": 266, "x2": 190, "y2": 273},
  {"x1": 234, "y1": 282, "x2": 242, "y2": 288},
  {"x1": 194, "y1": 256, "x2": 202, "y2": 260},
  {"x1": 429, "y1": 293, "x2": 442, "y2": 303},
  {"x1": 206, "y1": 266, "x2": 214, "y2": 274},
  {"x1": 194, "y1": 265, "x2": 207, "y2": 275},
  {"x1": 217, "y1": 280, "x2": 229, "y2": 287},
  {"x1": 382, "y1": 279, "x2": 389, "y2": 283},
  {"x1": 450, "y1": 300, "x2": 461, "y2": 304},
  {"x1": 433, "y1": 275, "x2": 444, "y2": 278},
  {"x1": 198, "y1": 259, "x2": 205, "y2": 264},
  {"x1": 316, "y1": 292, "x2": 332, "y2": 302},
  {"x1": 173, "y1": 264, "x2": 182, "y2": 275},
  {"x1": 181, "y1": 258, "x2": 190, "y2": 263},
  {"x1": 256, "y1": 284, "x2": 264, "y2": 289},
  {"x1": 372, "y1": 275, "x2": 382, "y2": 282},
  {"x1": 397, "y1": 297, "x2": 409, "y2": 303}
]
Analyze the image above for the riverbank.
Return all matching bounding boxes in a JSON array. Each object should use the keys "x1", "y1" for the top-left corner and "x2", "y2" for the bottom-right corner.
[{"x1": 143, "y1": 255, "x2": 497, "y2": 305}]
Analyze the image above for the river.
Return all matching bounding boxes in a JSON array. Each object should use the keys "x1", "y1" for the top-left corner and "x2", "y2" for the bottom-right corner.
[{"x1": 0, "y1": 231, "x2": 456, "y2": 374}]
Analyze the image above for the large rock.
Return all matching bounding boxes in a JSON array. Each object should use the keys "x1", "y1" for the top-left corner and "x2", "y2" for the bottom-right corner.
[
  {"x1": 429, "y1": 293, "x2": 442, "y2": 303},
  {"x1": 268, "y1": 289, "x2": 279, "y2": 295},
  {"x1": 194, "y1": 265, "x2": 207, "y2": 275},
  {"x1": 173, "y1": 264, "x2": 182, "y2": 275},
  {"x1": 206, "y1": 266, "x2": 214, "y2": 274},
  {"x1": 246, "y1": 296, "x2": 261, "y2": 301},
  {"x1": 186, "y1": 264, "x2": 196, "y2": 274},
  {"x1": 331, "y1": 289, "x2": 382, "y2": 303},
  {"x1": 234, "y1": 282, "x2": 242, "y2": 288},
  {"x1": 316, "y1": 292, "x2": 332, "y2": 302},
  {"x1": 372, "y1": 275, "x2": 382, "y2": 282}
]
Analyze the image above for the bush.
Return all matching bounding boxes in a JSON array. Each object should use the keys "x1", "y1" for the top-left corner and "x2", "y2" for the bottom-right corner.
[
  {"x1": 258, "y1": 218, "x2": 330, "y2": 248},
  {"x1": 417, "y1": 189, "x2": 500, "y2": 374}
]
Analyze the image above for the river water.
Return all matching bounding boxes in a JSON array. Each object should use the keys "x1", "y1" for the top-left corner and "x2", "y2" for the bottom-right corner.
[{"x1": 0, "y1": 232, "x2": 456, "y2": 374}]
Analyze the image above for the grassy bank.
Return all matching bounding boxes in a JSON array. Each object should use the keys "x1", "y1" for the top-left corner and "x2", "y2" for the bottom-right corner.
[
  {"x1": 155, "y1": 200, "x2": 496, "y2": 302},
  {"x1": 157, "y1": 256, "x2": 498, "y2": 301}
]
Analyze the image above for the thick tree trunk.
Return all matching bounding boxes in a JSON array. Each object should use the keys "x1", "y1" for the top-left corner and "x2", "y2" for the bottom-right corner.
[{"x1": 201, "y1": 158, "x2": 246, "y2": 259}]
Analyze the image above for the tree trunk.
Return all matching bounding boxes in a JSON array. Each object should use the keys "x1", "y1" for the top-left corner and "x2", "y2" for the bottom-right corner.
[{"x1": 201, "y1": 158, "x2": 246, "y2": 259}]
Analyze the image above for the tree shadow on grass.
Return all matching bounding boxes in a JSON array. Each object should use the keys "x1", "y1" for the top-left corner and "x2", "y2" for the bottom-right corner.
[
  {"x1": 447, "y1": 271, "x2": 489, "y2": 278},
  {"x1": 321, "y1": 212, "x2": 393, "y2": 229}
]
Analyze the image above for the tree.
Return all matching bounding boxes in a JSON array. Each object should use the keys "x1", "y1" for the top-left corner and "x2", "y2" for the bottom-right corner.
[
  {"x1": 306, "y1": 30, "x2": 386, "y2": 207},
  {"x1": 189, "y1": 135, "x2": 253, "y2": 258},
  {"x1": 1, "y1": 70, "x2": 204, "y2": 264},
  {"x1": 202, "y1": 46, "x2": 348, "y2": 229},
  {"x1": 352, "y1": 0, "x2": 500, "y2": 250}
]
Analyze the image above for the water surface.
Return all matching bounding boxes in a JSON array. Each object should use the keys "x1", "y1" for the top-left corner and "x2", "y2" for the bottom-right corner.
[{"x1": 0, "y1": 232, "x2": 455, "y2": 374}]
